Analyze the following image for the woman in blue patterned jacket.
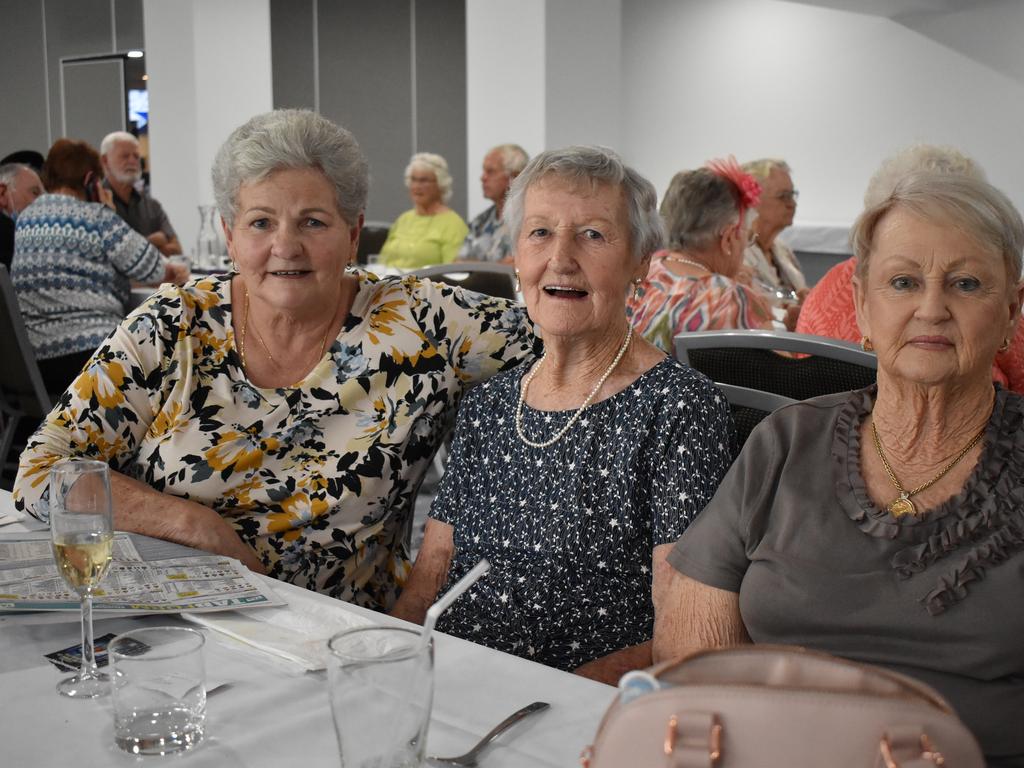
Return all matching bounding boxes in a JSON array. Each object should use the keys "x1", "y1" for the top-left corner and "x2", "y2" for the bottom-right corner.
[{"x1": 11, "y1": 138, "x2": 187, "y2": 393}]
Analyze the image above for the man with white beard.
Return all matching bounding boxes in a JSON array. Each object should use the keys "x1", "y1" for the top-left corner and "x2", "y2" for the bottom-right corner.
[{"x1": 100, "y1": 131, "x2": 182, "y2": 255}]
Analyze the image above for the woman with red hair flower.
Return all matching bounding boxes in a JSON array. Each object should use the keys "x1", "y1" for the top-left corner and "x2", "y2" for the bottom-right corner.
[{"x1": 627, "y1": 158, "x2": 772, "y2": 351}]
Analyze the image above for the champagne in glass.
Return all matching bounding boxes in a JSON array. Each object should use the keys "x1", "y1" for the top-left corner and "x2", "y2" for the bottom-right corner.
[{"x1": 49, "y1": 459, "x2": 114, "y2": 698}]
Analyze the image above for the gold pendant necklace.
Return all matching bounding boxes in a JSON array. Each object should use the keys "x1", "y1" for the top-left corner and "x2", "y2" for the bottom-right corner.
[
  {"x1": 870, "y1": 418, "x2": 987, "y2": 518},
  {"x1": 240, "y1": 287, "x2": 337, "y2": 387}
]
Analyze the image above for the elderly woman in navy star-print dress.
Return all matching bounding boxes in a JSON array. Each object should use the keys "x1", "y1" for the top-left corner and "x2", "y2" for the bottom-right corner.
[{"x1": 391, "y1": 146, "x2": 734, "y2": 683}]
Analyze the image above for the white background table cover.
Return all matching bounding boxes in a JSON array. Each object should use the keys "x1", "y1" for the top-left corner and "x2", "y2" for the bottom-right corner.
[{"x1": 0, "y1": 492, "x2": 616, "y2": 767}]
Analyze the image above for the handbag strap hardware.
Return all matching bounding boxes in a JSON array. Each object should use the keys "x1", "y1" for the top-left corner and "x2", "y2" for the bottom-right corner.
[
  {"x1": 880, "y1": 732, "x2": 946, "y2": 768},
  {"x1": 664, "y1": 712, "x2": 722, "y2": 766}
]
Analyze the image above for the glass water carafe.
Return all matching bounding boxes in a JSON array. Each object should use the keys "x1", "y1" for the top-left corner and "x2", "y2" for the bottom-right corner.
[{"x1": 195, "y1": 205, "x2": 228, "y2": 271}]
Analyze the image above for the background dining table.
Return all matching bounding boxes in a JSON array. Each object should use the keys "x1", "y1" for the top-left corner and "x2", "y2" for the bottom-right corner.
[{"x1": 0, "y1": 491, "x2": 617, "y2": 767}]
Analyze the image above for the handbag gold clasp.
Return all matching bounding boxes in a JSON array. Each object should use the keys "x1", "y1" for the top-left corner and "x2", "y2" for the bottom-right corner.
[
  {"x1": 664, "y1": 713, "x2": 722, "y2": 763},
  {"x1": 880, "y1": 733, "x2": 946, "y2": 767}
]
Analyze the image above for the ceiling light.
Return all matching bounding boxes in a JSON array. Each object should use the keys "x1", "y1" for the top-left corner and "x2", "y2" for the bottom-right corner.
[{"x1": 127, "y1": 50, "x2": 144, "y2": 59}]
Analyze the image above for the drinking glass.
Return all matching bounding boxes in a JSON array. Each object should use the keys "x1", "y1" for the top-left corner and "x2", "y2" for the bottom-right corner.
[
  {"x1": 110, "y1": 627, "x2": 206, "y2": 755},
  {"x1": 49, "y1": 459, "x2": 114, "y2": 698},
  {"x1": 327, "y1": 626, "x2": 434, "y2": 768}
]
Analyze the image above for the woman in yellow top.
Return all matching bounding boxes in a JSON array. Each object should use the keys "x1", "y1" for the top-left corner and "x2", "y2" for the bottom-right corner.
[{"x1": 380, "y1": 152, "x2": 468, "y2": 269}]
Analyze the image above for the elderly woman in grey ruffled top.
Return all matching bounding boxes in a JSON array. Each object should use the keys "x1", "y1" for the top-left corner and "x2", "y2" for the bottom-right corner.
[{"x1": 654, "y1": 171, "x2": 1024, "y2": 765}]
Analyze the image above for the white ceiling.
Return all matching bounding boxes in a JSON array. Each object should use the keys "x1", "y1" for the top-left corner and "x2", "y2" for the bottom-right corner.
[{"x1": 779, "y1": 0, "x2": 981, "y2": 19}]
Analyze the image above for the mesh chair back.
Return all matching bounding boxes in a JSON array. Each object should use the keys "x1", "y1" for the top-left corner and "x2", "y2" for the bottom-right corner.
[
  {"x1": 0, "y1": 264, "x2": 51, "y2": 488},
  {"x1": 412, "y1": 263, "x2": 517, "y2": 300},
  {"x1": 675, "y1": 330, "x2": 876, "y2": 401},
  {"x1": 716, "y1": 383, "x2": 797, "y2": 449}
]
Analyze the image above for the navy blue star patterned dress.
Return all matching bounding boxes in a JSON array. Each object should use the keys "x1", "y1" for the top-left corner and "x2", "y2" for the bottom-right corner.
[{"x1": 430, "y1": 356, "x2": 734, "y2": 671}]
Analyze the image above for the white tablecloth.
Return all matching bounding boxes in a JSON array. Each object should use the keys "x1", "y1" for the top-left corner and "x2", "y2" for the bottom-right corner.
[{"x1": 0, "y1": 493, "x2": 615, "y2": 768}]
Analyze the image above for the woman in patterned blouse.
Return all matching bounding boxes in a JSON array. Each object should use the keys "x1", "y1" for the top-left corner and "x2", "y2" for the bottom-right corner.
[
  {"x1": 392, "y1": 147, "x2": 734, "y2": 683},
  {"x1": 627, "y1": 159, "x2": 773, "y2": 351},
  {"x1": 14, "y1": 110, "x2": 535, "y2": 611}
]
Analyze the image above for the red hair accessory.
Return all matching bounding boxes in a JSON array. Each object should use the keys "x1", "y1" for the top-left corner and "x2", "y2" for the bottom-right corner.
[{"x1": 705, "y1": 156, "x2": 761, "y2": 214}]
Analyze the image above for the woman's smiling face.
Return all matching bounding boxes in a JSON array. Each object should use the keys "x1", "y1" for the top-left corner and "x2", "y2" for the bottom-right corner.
[
  {"x1": 514, "y1": 176, "x2": 647, "y2": 343},
  {"x1": 854, "y1": 206, "x2": 1023, "y2": 388},
  {"x1": 225, "y1": 167, "x2": 360, "y2": 314}
]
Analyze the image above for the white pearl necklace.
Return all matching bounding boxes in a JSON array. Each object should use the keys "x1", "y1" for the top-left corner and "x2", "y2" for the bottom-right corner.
[
  {"x1": 515, "y1": 327, "x2": 633, "y2": 449},
  {"x1": 662, "y1": 254, "x2": 710, "y2": 272}
]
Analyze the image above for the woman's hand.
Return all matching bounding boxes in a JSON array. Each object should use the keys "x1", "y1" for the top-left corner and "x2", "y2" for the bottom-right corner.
[
  {"x1": 390, "y1": 519, "x2": 454, "y2": 623},
  {"x1": 110, "y1": 471, "x2": 267, "y2": 575}
]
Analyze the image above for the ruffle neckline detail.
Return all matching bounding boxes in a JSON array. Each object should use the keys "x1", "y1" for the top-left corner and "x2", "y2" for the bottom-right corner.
[{"x1": 832, "y1": 386, "x2": 1024, "y2": 615}]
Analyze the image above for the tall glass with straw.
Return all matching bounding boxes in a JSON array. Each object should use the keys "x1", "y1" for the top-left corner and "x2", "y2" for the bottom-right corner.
[{"x1": 49, "y1": 459, "x2": 114, "y2": 698}]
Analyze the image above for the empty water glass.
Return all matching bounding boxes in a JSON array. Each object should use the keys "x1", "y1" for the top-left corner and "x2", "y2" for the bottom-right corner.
[
  {"x1": 327, "y1": 626, "x2": 434, "y2": 768},
  {"x1": 110, "y1": 627, "x2": 206, "y2": 756}
]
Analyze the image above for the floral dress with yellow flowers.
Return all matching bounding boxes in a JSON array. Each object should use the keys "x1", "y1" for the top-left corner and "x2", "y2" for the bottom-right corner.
[{"x1": 14, "y1": 270, "x2": 536, "y2": 611}]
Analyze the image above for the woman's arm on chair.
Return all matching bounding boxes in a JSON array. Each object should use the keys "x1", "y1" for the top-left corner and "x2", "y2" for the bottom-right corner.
[
  {"x1": 652, "y1": 566, "x2": 750, "y2": 664},
  {"x1": 390, "y1": 518, "x2": 455, "y2": 624}
]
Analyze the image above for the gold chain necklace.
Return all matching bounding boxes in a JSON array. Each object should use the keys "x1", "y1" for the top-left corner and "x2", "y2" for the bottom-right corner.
[
  {"x1": 870, "y1": 418, "x2": 987, "y2": 518},
  {"x1": 240, "y1": 287, "x2": 336, "y2": 387},
  {"x1": 515, "y1": 327, "x2": 633, "y2": 449}
]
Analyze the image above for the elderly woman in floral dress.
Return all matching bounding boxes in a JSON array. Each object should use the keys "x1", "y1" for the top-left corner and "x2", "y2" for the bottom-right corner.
[{"x1": 15, "y1": 110, "x2": 535, "y2": 611}]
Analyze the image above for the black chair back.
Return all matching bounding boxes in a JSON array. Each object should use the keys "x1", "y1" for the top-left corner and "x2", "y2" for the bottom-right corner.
[
  {"x1": 0, "y1": 264, "x2": 51, "y2": 489},
  {"x1": 356, "y1": 221, "x2": 391, "y2": 265},
  {"x1": 412, "y1": 262, "x2": 517, "y2": 300},
  {"x1": 675, "y1": 330, "x2": 877, "y2": 401},
  {"x1": 715, "y1": 382, "x2": 797, "y2": 449}
]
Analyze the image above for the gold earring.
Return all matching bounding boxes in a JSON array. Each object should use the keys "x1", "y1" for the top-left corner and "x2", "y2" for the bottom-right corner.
[
  {"x1": 514, "y1": 270, "x2": 521, "y2": 292},
  {"x1": 632, "y1": 279, "x2": 642, "y2": 299},
  {"x1": 999, "y1": 338, "x2": 1010, "y2": 353},
  {"x1": 861, "y1": 336, "x2": 874, "y2": 352}
]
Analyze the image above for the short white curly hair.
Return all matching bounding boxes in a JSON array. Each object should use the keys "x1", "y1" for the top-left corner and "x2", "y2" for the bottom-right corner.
[{"x1": 404, "y1": 152, "x2": 453, "y2": 202}]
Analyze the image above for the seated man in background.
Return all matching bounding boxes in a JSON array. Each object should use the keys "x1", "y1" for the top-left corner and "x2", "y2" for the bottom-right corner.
[
  {"x1": 0, "y1": 162, "x2": 44, "y2": 268},
  {"x1": 457, "y1": 143, "x2": 528, "y2": 263},
  {"x1": 100, "y1": 131, "x2": 182, "y2": 256}
]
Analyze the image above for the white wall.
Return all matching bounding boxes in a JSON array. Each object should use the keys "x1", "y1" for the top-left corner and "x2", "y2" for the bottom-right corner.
[
  {"x1": 143, "y1": 0, "x2": 273, "y2": 252},
  {"x1": 465, "y1": 0, "x2": 628, "y2": 220},
  {"x1": 465, "y1": 0, "x2": 547, "y2": 219},
  {"x1": 620, "y1": 0, "x2": 1024, "y2": 232}
]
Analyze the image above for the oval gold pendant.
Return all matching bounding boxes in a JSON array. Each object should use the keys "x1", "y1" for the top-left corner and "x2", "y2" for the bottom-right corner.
[{"x1": 888, "y1": 495, "x2": 917, "y2": 518}]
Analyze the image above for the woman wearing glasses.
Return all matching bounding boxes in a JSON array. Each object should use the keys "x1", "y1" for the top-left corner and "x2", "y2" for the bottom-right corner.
[
  {"x1": 742, "y1": 158, "x2": 807, "y2": 328},
  {"x1": 626, "y1": 159, "x2": 773, "y2": 352}
]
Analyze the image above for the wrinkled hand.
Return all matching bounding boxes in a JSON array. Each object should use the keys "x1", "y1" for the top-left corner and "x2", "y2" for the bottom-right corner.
[
  {"x1": 783, "y1": 303, "x2": 801, "y2": 331},
  {"x1": 99, "y1": 185, "x2": 115, "y2": 210},
  {"x1": 163, "y1": 260, "x2": 190, "y2": 285}
]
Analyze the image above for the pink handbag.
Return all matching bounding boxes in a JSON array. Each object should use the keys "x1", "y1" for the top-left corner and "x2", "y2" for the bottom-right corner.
[{"x1": 581, "y1": 645, "x2": 985, "y2": 768}]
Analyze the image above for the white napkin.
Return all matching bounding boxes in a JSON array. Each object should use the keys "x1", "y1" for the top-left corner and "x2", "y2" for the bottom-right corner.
[{"x1": 183, "y1": 585, "x2": 373, "y2": 671}]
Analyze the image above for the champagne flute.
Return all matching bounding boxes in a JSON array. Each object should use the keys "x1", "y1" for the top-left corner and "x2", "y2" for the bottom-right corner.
[{"x1": 49, "y1": 459, "x2": 115, "y2": 698}]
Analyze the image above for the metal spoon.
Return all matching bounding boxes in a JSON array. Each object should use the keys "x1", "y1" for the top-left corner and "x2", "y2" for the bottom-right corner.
[{"x1": 428, "y1": 701, "x2": 550, "y2": 766}]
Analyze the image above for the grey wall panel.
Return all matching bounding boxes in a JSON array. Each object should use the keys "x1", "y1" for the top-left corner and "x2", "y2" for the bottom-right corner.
[
  {"x1": 45, "y1": 0, "x2": 115, "y2": 142},
  {"x1": 414, "y1": 0, "x2": 467, "y2": 217},
  {"x1": 270, "y1": 0, "x2": 315, "y2": 110},
  {"x1": 62, "y1": 58, "x2": 125, "y2": 149},
  {"x1": 317, "y1": 0, "x2": 413, "y2": 223},
  {"x1": 0, "y1": 0, "x2": 50, "y2": 153},
  {"x1": 114, "y1": 0, "x2": 144, "y2": 51}
]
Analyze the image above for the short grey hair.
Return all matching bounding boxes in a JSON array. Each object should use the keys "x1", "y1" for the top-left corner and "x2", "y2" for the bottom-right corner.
[
  {"x1": 100, "y1": 131, "x2": 138, "y2": 157},
  {"x1": 863, "y1": 143, "x2": 984, "y2": 209},
  {"x1": 661, "y1": 168, "x2": 747, "y2": 252},
  {"x1": 404, "y1": 152, "x2": 453, "y2": 202},
  {"x1": 212, "y1": 109, "x2": 369, "y2": 228},
  {"x1": 851, "y1": 171, "x2": 1024, "y2": 282},
  {"x1": 742, "y1": 158, "x2": 791, "y2": 184},
  {"x1": 491, "y1": 144, "x2": 529, "y2": 177},
  {"x1": 504, "y1": 145, "x2": 665, "y2": 262},
  {"x1": 0, "y1": 163, "x2": 26, "y2": 188}
]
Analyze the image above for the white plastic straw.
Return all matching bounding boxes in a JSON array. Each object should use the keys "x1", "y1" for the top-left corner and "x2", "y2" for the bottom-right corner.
[{"x1": 419, "y1": 558, "x2": 491, "y2": 650}]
